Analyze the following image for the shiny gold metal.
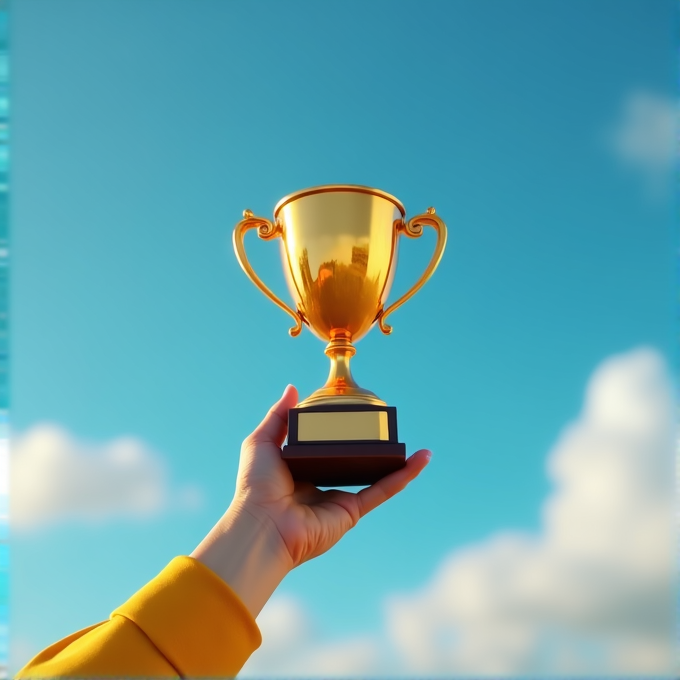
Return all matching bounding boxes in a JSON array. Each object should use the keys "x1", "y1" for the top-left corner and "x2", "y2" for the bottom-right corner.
[
  {"x1": 233, "y1": 209, "x2": 304, "y2": 337},
  {"x1": 300, "y1": 330, "x2": 385, "y2": 406},
  {"x1": 376, "y1": 207, "x2": 448, "y2": 335},
  {"x1": 274, "y1": 184, "x2": 405, "y2": 217},
  {"x1": 233, "y1": 185, "x2": 447, "y2": 407},
  {"x1": 298, "y1": 410, "x2": 389, "y2": 442},
  {"x1": 276, "y1": 187, "x2": 402, "y2": 344}
]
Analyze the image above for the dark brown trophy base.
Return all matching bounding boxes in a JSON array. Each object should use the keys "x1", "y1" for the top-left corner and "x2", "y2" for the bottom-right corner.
[{"x1": 282, "y1": 404, "x2": 406, "y2": 487}]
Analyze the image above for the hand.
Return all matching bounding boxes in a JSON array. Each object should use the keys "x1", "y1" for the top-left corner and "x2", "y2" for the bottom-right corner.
[
  {"x1": 235, "y1": 384, "x2": 431, "y2": 567},
  {"x1": 192, "y1": 385, "x2": 431, "y2": 617}
]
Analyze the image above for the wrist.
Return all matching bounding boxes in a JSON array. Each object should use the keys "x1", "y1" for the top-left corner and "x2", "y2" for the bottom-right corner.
[{"x1": 191, "y1": 502, "x2": 293, "y2": 618}]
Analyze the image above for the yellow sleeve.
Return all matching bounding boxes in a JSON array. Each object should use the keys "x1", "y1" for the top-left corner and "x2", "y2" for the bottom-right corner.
[{"x1": 16, "y1": 555, "x2": 262, "y2": 678}]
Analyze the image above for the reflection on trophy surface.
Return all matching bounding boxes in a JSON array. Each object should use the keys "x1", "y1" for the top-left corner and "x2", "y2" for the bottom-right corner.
[{"x1": 234, "y1": 185, "x2": 447, "y2": 486}]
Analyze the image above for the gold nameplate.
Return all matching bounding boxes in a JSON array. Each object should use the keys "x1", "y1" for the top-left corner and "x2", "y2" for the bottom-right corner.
[{"x1": 298, "y1": 411, "x2": 389, "y2": 442}]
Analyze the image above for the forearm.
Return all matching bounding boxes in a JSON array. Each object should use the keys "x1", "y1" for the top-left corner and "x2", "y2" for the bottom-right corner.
[{"x1": 190, "y1": 502, "x2": 293, "y2": 618}]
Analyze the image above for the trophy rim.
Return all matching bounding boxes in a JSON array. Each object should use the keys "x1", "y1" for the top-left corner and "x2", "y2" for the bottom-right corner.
[{"x1": 274, "y1": 184, "x2": 406, "y2": 218}]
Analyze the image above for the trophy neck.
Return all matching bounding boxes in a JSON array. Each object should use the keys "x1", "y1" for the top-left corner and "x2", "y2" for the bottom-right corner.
[{"x1": 296, "y1": 332, "x2": 386, "y2": 408}]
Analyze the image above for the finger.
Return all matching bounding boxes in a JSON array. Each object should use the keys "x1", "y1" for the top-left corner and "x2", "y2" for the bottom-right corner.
[
  {"x1": 251, "y1": 384, "x2": 298, "y2": 447},
  {"x1": 317, "y1": 487, "x2": 363, "y2": 525},
  {"x1": 357, "y1": 449, "x2": 431, "y2": 518}
]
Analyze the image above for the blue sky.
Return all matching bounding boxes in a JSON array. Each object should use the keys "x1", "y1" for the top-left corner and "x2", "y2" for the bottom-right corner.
[{"x1": 9, "y1": 0, "x2": 678, "y2": 674}]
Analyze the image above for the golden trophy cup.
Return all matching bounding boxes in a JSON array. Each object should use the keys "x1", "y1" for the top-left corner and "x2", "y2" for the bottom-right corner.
[{"x1": 234, "y1": 185, "x2": 447, "y2": 486}]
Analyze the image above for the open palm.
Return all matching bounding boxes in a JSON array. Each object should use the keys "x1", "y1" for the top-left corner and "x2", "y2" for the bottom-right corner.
[{"x1": 234, "y1": 385, "x2": 431, "y2": 567}]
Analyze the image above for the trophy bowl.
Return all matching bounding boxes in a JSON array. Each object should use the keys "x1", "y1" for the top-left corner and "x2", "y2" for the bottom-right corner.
[{"x1": 276, "y1": 186, "x2": 402, "y2": 345}]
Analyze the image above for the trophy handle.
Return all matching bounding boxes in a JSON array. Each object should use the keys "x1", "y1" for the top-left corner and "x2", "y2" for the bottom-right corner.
[
  {"x1": 233, "y1": 209, "x2": 304, "y2": 337},
  {"x1": 376, "y1": 207, "x2": 447, "y2": 335}
]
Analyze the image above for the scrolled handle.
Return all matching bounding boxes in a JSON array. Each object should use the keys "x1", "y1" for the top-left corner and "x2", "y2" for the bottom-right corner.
[
  {"x1": 233, "y1": 209, "x2": 304, "y2": 337},
  {"x1": 376, "y1": 207, "x2": 447, "y2": 335}
]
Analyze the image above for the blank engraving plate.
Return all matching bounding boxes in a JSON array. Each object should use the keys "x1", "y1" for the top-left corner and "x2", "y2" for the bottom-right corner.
[{"x1": 297, "y1": 410, "x2": 389, "y2": 442}]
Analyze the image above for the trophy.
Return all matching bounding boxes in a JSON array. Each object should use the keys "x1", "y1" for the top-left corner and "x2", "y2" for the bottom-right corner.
[{"x1": 233, "y1": 185, "x2": 447, "y2": 487}]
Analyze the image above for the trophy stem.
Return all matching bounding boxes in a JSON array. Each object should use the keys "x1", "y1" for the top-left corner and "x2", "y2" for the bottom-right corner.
[
  {"x1": 324, "y1": 334, "x2": 359, "y2": 388},
  {"x1": 296, "y1": 331, "x2": 386, "y2": 407}
]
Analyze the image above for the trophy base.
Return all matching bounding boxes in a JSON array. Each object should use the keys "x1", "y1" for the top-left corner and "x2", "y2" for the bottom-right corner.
[
  {"x1": 282, "y1": 404, "x2": 406, "y2": 487},
  {"x1": 282, "y1": 442, "x2": 406, "y2": 487}
]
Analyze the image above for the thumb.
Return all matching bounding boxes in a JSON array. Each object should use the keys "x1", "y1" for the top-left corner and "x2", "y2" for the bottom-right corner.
[{"x1": 250, "y1": 384, "x2": 298, "y2": 447}]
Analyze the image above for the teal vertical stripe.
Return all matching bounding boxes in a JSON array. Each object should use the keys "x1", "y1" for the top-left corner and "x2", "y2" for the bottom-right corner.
[{"x1": 0, "y1": 1, "x2": 8, "y2": 678}]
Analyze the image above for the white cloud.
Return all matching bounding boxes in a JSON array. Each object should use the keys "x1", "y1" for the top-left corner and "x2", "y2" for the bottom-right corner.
[
  {"x1": 246, "y1": 348, "x2": 677, "y2": 676},
  {"x1": 241, "y1": 595, "x2": 381, "y2": 677},
  {"x1": 8, "y1": 635, "x2": 37, "y2": 678},
  {"x1": 11, "y1": 424, "x2": 203, "y2": 531},
  {"x1": 386, "y1": 348, "x2": 676, "y2": 675},
  {"x1": 608, "y1": 91, "x2": 678, "y2": 198}
]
